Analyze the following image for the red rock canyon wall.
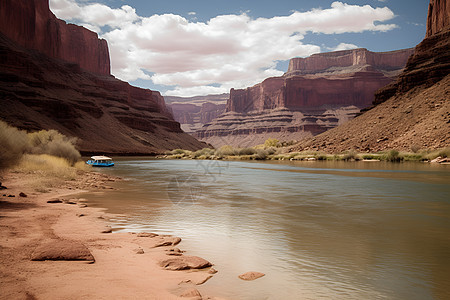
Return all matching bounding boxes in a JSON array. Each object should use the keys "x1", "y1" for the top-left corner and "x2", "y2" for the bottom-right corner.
[{"x1": 0, "y1": 0, "x2": 110, "y2": 76}]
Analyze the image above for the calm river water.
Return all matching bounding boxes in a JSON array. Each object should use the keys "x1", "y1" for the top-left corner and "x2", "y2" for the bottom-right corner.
[{"x1": 81, "y1": 158, "x2": 450, "y2": 299}]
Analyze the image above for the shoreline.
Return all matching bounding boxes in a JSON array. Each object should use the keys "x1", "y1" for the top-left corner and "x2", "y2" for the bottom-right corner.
[{"x1": 0, "y1": 170, "x2": 219, "y2": 299}]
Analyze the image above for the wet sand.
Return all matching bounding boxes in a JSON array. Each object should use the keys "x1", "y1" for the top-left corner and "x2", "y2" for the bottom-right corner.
[{"x1": 0, "y1": 170, "x2": 219, "y2": 300}]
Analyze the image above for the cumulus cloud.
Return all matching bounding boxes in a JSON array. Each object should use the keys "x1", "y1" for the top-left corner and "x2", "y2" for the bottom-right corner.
[
  {"x1": 332, "y1": 43, "x2": 359, "y2": 51},
  {"x1": 49, "y1": 0, "x2": 397, "y2": 96}
]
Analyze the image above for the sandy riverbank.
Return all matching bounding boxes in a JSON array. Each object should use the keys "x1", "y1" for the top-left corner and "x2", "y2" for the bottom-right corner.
[{"x1": 0, "y1": 170, "x2": 219, "y2": 300}]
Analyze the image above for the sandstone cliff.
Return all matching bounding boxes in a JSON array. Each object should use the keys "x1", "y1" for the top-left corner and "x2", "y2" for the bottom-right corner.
[
  {"x1": 0, "y1": 0, "x2": 205, "y2": 154},
  {"x1": 0, "y1": 0, "x2": 110, "y2": 76},
  {"x1": 165, "y1": 94, "x2": 228, "y2": 133},
  {"x1": 290, "y1": 0, "x2": 450, "y2": 153},
  {"x1": 426, "y1": 0, "x2": 450, "y2": 37},
  {"x1": 195, "y1": 48, "x2": 414, "y2": 147}
]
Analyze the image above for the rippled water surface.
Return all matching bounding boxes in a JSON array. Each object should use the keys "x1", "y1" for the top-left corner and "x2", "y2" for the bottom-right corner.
[{"x1": 82, "y1": 158, "x2": 450, "y2": 299}]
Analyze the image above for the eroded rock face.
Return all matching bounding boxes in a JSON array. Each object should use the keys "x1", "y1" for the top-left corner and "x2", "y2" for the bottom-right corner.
[
  {"x1": 426, "y1": 0, "x2": 450, "y2": 37},
  {"x1": 0, "y1": 0, "x2": 206, "y2": 153},
  {"x1": 195, "y1": 48, "x2": 414, "y2": 147},
  {"x1": 165, "y1": 94, "x2": 228, "y2": 134},
  {"x1": 291, "y1": 0, "x2": 450, "y2": 153},
  {"x1": 0, "y1": 0, "x2": 110, "y2": 76},
  {"x1": 375, "y1": 0, "x2": 450, "y2": 105}
]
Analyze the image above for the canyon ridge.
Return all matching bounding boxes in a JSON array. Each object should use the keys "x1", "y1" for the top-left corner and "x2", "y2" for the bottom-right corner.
[
  {"x1": 290, "y1": 0, "x2": 450, "y2": 153},
  {"x1": 190, "y1": 47, "x2": 414, "y2": 148},
  {"x1": 0, "y1": 0, "x2": 206, "y2": 154}
]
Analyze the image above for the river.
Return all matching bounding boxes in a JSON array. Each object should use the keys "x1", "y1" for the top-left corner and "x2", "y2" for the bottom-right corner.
[{"x1": 81, "y1": 158, "x2": 450, "y2": 299}]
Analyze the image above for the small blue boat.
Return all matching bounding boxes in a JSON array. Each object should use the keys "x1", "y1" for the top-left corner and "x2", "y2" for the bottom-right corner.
[{"x1": 86, "y1": 156, "x2": 115, "y2": 167}]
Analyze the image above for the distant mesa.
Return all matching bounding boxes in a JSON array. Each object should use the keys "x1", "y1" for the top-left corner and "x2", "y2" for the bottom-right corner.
[{"x1": 188, "y1": 48, "x2": 414, "y2": 148}]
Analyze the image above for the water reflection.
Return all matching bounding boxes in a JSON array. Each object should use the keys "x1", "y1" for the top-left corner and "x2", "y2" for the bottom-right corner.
[{"x1": 82, "y1": 159, "x2": 450, "y2": 299}]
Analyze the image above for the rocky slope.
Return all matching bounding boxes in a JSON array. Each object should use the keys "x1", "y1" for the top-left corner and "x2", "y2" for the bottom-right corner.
[
  {"x1": 290, "y1": 0, "x2": 450, "y2": 153},
  {"x1": 195, "y1": 48, "x2": 414, "y2": 147},
  {"x1": 165, "y1": 94, "x2": 228, "y2": 133},
  {"x1": 0, "y1": 0, "x2": 205, "y2": 154}
]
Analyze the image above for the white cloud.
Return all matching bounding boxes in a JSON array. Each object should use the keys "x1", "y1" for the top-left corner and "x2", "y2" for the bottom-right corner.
[
  {"x1": 332, "y1": 43, "x2": 359, "y2": 51},
  {"x1": 49, "y1": 0, "x2": 397, "y2": 96}
]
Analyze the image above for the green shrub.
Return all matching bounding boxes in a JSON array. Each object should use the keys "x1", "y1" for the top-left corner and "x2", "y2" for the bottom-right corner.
[
  {"x1": 383, "y1": 149, "x2": 402, "y2": 162},
  {"x1": 342, "y1": 150, "x2": 358, "y2": 161}
]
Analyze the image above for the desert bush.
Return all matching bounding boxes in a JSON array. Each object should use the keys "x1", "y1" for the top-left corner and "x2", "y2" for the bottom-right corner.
[
  {"x1": 0, "y1": 121, "x2": 29, "y2": 171},
  {"x1": 215, "y1": 145, "x2": 237, "y2": 157},
  {"x1": 192, "y1": 148, "x2": 215, "y2": 158},
  {"x1": 383, "y1": 149, "x2": 402, "y2": 162},
  {"x1": 254, "y1": 149, "x2": 268, "y2": 160},
  {"x1": 264, "y1": 138, "x2": 280, "y2": 148},
  {"x1": 27, "y1": 129, "x2": 80, "y2": 164},
  {"x1": 342, "y1": 150, "x2": 358, "y2": 161},
  {"x1": 169, "y1": 149, "x2": 186, "y2": 155},
  {"x1": 238, "y1": 147, "x2": 256, "y2": 156}
]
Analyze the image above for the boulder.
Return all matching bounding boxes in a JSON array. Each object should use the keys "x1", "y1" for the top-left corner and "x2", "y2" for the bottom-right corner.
[
  {"x1": 154, "y1": 236, "x2": 181, "y2": 247},
  {"x1": 31, "y1": 239, "x2": 95, "y2": 262},
  {"x1": 19, "y1": 192, "x2": 27, "y2": 197},
  {"x1": 159, "y1": 256, "x2": 212, "y2": 271},
  {"x1": 238, "y1": 271, "x2": 265, "y2": 281}
]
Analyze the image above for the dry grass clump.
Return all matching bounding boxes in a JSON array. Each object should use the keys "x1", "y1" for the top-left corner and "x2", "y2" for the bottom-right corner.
[
  {"x1": 0, "y1": 121, "x2": 82, "y2": 173},
  {"x1": 28, "y1": 129, "x2": 80, "y2": 164},
  {"x1": 0, "y1": 121, "x2": 29, "y2": 170},
  {"x1": 15, "y1": 154, "x2": 79, "y2": 192}
]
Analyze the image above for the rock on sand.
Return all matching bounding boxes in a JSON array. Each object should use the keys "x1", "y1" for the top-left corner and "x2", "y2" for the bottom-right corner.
[
  {"x1": 238, "y1": 271, "x2": 265, "y2": 281},
  {"x1": 31, "y1": 239, "x2": 95, "y2": 262},
  {"x1": 159, "y1": 256, "x2": 212, "y2": 270}
]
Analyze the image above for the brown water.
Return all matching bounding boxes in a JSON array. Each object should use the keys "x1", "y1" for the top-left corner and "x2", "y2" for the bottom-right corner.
[{"x1": 81, "y1": 159, "x2": 450, "y2": 299}]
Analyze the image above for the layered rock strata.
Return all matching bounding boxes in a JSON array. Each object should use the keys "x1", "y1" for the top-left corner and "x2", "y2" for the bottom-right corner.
[
  {"x1": 165, "y1": 94, "x2": 228, "y2": 133},
  {"x1": 291, "y1": 0, "x2": 450, "y2": 152},
  {"x1": 0, "y1": 0, "x2": 110, "y2": 76},
  {"x1": 0, "y1": 0, "x2": 205, "y2": 153},
  {"x1": 195, "y1": 48, "x2": 414, "y2": 147}
]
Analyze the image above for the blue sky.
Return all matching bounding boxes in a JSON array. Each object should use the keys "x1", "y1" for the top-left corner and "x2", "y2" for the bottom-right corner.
[{"x1": 50, "y1": 0, "x2": 429, "y2": 96}]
